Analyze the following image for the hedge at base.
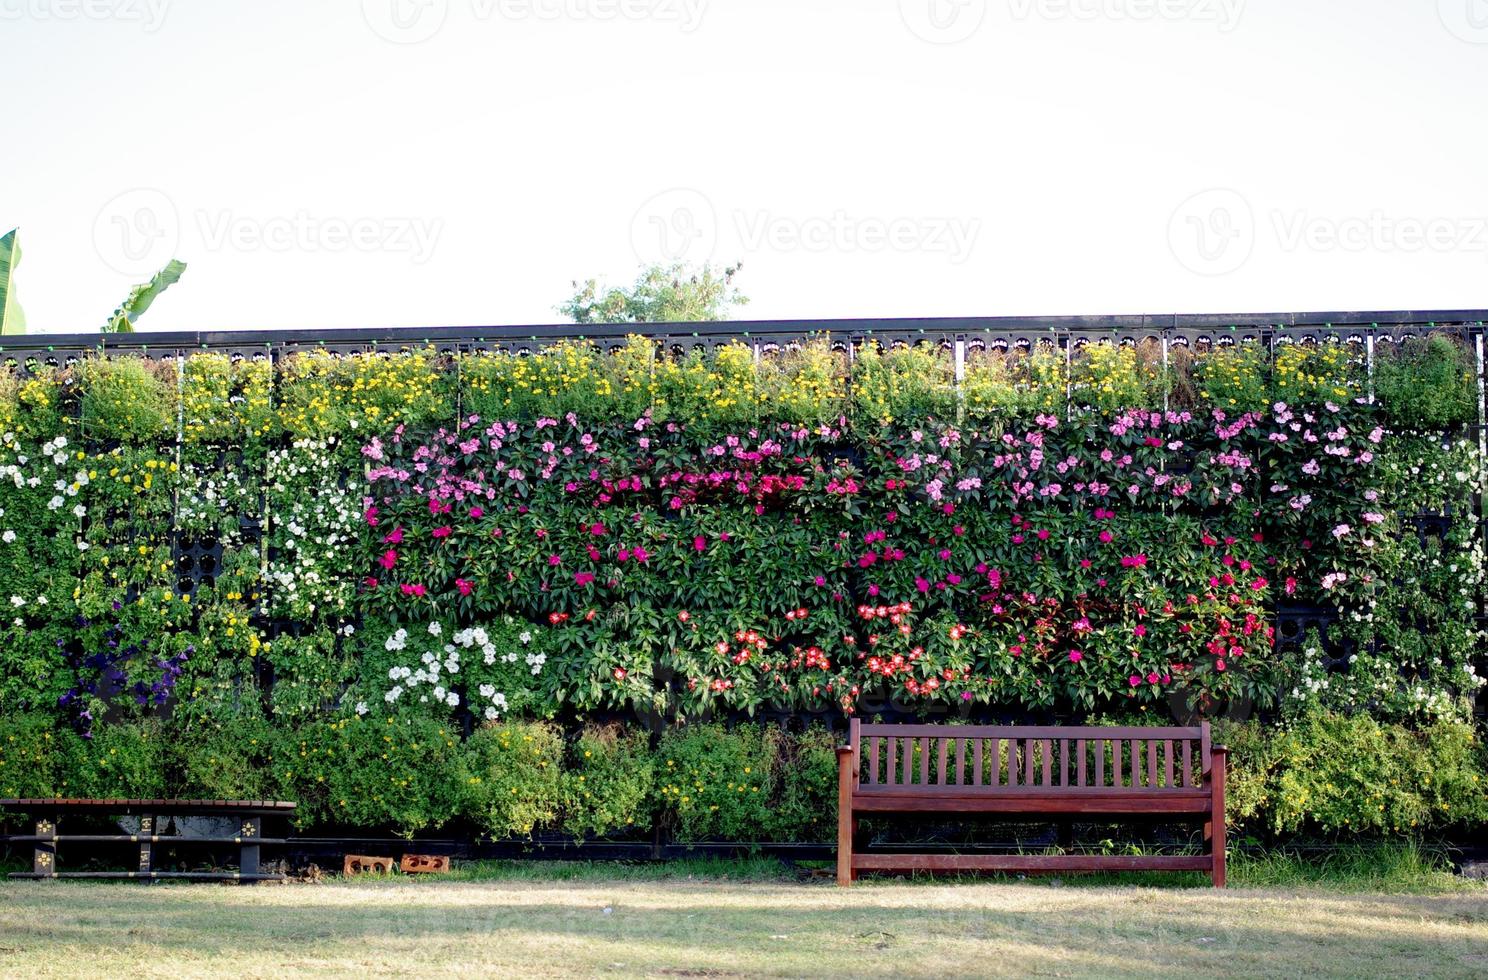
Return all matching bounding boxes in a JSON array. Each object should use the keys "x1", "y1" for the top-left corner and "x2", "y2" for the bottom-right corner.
[{"x1": 2, "y1": 710, "x2": 1484, "y2": 841}]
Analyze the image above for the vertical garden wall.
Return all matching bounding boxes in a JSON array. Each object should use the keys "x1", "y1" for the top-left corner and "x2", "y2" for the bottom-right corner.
[{"x1": 0, "y1": 314, "x2": 1486, "y2": 842}]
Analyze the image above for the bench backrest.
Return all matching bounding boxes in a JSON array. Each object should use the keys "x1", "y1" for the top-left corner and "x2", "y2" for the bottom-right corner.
[{"x1": 847, "y1": 721, "x2": 1211, "y2": 792}]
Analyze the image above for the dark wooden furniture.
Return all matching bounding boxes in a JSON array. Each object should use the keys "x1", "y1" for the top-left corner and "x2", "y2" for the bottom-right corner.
[
  {"x1": 1, "y1": 798, "x2": 296, "y2": 882},
  {"x1": 836, "y1": 720, "x2": 1227, "y2": 887}
]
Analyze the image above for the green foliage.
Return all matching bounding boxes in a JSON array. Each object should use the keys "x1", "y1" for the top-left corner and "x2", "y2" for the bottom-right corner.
[
  {"x1": 767, "y1": 725, "x2": 838, "y2": 841},
  {"x1": 850, "y1": 343, "x2": 956, "y2": 424},
  {"x1": 79, "y1": 357, "x2": 177, "y2": 444},
  {"x1": 176, "y1": 712, "x2": 283, "y2": 802},
  {"x1": 464, "y1": 720, "x2": 565, "y2": 837},
  {"x1": 0, "y1": 714, "x2": 74, "y2": 798},
  {"x1": 102, "y1": 259, "x2": 187, "y2": 333},
  {"x1": 560, "y1": 262, "x2": 747, "y2": 324},
  {"x1": 562, "y1": 723, "x2": 655, "y2": 839},
  {"x1": 1224, "y1": 712, "x2": 1488, "y2": 835},
  {"x1": 65, "y1": 720, "x2": 169, "y2": 799},
  {"x1": 0, "y1": 228, "x2": 24, "y2": 336},
  {"x1": 655, "y1": 723, "x2": 777, "y2": 843},
  {"x1": 1375, "y1": 335, "x2": 1477, "y2": 430}
]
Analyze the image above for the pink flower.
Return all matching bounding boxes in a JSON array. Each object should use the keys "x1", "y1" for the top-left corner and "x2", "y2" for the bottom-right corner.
[
  {"x1": 364, "y1": 506, "x2": 379, "y2": 526},
  {"x1": 432, "y1": 526, "x2": 452, "y2": 539},
  {"x1": 379, "y1": 550, "x2": 398, "y2": 570},
  {"x1": 590, "y1": 523, "x2": 607, "y2": 536},
  {"x1": 617, "y1": 549, "x2": 631, "y2": 563},
  {"x1": 693, "y1": 536, "x2": 707, "y2": 552},
  {"x1": 383, "y1": 527, "x2": 404, "y2": 545},
  {"x1": 1098, "y1": 530, "x2": 1114, "y2": 544},
  {"x1": 400, "y1": 583, "x2": 427, "y2": 597},
  {"x1": 1129, "y1": 675, "x2": 1141, "y2": 687},
  {"x1": 469, "y1": 506, "x2": 484, "y2": 519},
  {"x1": 548, "y1": 554, "x2": 562, "y2": 567},
  {"x1": 456, "y1": 579, "x2": 474, "y2": 596},
  {"x1": 1068, "y1": 650, "x2": 1083, "y2": 663},
  {"x1": 574, "y1": 572, "x2": 595, "y2": 586},
  {"x1": 633, "y1": 547, "x2": 650, "y2": 563},
  {"x1": 1133, "y1": 624, "x2": 1147, "y2": 638}
]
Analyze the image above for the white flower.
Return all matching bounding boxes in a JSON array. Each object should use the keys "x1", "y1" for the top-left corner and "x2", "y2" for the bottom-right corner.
[
  {"x1": 355, "y1": 701, "x2": 369, "y2": 716},
  {"x1": 72, "y1": 504, "x2": 86, "y2": 519},
  {"x1": 8, "y1": 595, "x2": 23, "y2": 607},
  {"x1": 445, "y1": 691, "x2": 459, "y2": 707},
  {"x1": 479, "y1": 684, "x2": 495, "y2": 698},
  {"x1": 427, "y1": 621, "x2": 442, "y2": 636},
  {"x1": 484, "y1": 706, "x2": 499, "y2": 720},
  {"x1": 519, "y1": 631, "x2": 532, "y2": 645},
  {"x1": 1, "y1": 530, "x2": 14, "y2": 544},
  {"x1": 47, "y1": 495, "x2": 63, "y2": 510}
]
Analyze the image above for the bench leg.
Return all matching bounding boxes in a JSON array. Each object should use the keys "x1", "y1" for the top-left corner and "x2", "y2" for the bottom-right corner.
[
  {"x1": 240, "y1": 817, "x2": 261, "y2": 880},
  {"x1": 33, "y1": 815, "x2": 56, "y2": 878},
  {"x1": 1210, "y1": 749, "x2": 1227, "y2": 888},
  {"x1": 836, "y1": 751, "x2": 854, "y2": 887},
  {"x1": 138, "y1": 813, "x2": 154, "y2": 879}
]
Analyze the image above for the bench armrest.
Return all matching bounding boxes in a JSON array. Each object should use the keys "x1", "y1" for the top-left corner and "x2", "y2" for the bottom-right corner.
[
  {"x1": 1205, "y1": 744, "x2": 1228, "y2": 776},
  {"x1": 836, "y1": 746, "x2": 855, "y2": 757}
]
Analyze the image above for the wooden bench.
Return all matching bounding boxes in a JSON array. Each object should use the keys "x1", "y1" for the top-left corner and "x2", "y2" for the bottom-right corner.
[
  {"x1": 836, "y1": 721, "x2": 1227, "y2": 887},
  {"x1": 1, "y1": 798, "x2": 297, "y2": 882}
]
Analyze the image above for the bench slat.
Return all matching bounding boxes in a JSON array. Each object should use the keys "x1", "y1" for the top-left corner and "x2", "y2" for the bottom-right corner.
[
  {"x1": 868, "y1": 737, "x2": 880, "y2": 785},
  {"x1": 919, "y1": 737, "x2": 930, "y2": 786},
  {"x1": 936, "y1": 738, "x2": 949, "y2": 787},
  {"x1": 858, "y1": 724, "x2": 1202, "y2": 739},
  {"x1": 954, "y1": 737, "x2": 965, "y2": 786},
  {"x1": 1183, "y1": 739, "x2": 1193, "y2": 788}
]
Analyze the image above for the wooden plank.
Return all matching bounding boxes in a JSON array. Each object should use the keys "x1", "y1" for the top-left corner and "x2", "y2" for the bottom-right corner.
[
  {"x1": 1059, "y1": 739, "x2": 1070, "y2": 788},
  {"x1": 1039, "y1": 740, "x2": 1052, "y2": 786},
  {"x1": 1023, "y1": 738, "x2": 1035, "y2": 785},
  {"x1": 1182, "y1": 739, "x2": 1193, "y2": 788},
  {"x1": 857, "y1": 724, "x2": 1202, "y2": 739},
  {"x1": 853, "y1": 853, "x2": 1213, "y2": 873},
  {"x1": 919, "y1": 737, "x2": 930, "y2": 786},
  {"x1": 987, "y1": 738, "x2": 999, "y2": 786},
  {"x1": 1094, "y1": 738, "x2": 1105, "y2": 788},
  {"x1": 954, "y1": 738, "x2": 966, "y2": 786},
  {"x1": 973, "y1": 738, "x2": 984, "y2": 786},
  {"x1": 868, "y1": 737, "x2": 880, "y2": 785},
  {"x1": 1163, "y1": 740, "x2": 1174, "y2": 789},
  {"x1": 850, "y1": 793, "x2": 1211, "y2": 815},
  {"x1": 1075, "y1": 739, "x2": 1086, "y2": 787},
  {"x1": 1147, "y1": 740, "x2": 1158, "y2": 789},
  {"x1": 886, "y1": 738, "x2": 898, "y2": 785},
  {"x1": 936, "y1": 738, "x2": 950, "y2": 787}
]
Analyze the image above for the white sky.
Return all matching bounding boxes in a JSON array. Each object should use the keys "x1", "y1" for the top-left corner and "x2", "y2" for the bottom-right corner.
[{"x1": 3, "y1": 0, "x2": 1487, "y2": 333}]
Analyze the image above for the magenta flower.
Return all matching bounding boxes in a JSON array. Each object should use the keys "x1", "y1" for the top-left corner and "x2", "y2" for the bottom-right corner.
[
  {"x1": 1068, "y1": 650, "x2": 1083, "y2": 663},
  {"x1": 432, "y1": 526, "x2": 452, "y2": 539},
  {"x1": 379, "y1": 550, "x2": 398, "y2": 570},
  {"x1": 383, "y1": 527, "x2": 404, "y2": 545},
  {"x1": 574, "y1": 571, "x2": 595, "y2": 586},
  {"x1": 693, "y1": 536, "x2": 707, "y2": 552},
  {"x1": 456, "y1": 579, "x2": 474, "y2": 597}
]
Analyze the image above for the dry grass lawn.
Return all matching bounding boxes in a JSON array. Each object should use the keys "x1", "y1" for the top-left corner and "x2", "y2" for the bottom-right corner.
[{"x1": 1, "y1": 871, "x2": 1486, "y2": 978}]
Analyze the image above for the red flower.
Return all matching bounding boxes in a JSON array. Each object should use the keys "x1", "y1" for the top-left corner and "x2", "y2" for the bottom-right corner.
[{"x1": 456, "y1": 578, "x2": 474, "y2": 596}]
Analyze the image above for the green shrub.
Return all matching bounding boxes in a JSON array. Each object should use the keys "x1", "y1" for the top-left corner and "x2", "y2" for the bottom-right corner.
[
  {"x1": 79, "y1": 356, "x2": 176, "y2": 444},
  {"x1": 64, "y1": 719, "x2": 169, "y2": 799},
  {"x1": 563, "y1": 723, "x2": 654, "y2": 839},
  {"x1": 1375, "y1": 335, "x2": 1476, "y2": 430},
  {"x1": 176, "y1": 712, "x2": 284, "y2": 802},
  {"x1": 767, "y1": 726, "x2": 839, "y2": 842},
  {"x1": 465, "y1": 720, "x2": 565, "y2": 838},
  {"x1": 0, "y1": 714, "x2": 77, "y2": 799},
  {"x1": 655, "y1": 723, "x2": 777, "y2": 842},
  {"x1": 1224, "y1": 712, "x2": 1488, "y2": 835},
  {"x1": 284, "y1": 713, "x2": 467, "y2": 836}
]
